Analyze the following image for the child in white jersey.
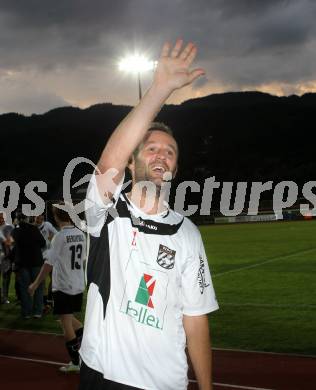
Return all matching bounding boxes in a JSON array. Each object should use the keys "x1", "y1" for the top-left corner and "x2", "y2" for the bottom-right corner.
[{"x1": 29, "y1": 205, "x2": 86, "y2": 372}]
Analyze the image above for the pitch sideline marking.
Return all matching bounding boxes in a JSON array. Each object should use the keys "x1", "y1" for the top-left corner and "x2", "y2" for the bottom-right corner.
[
  {"x1": 1, "y1": 328, "x2": 316, "y2": 359},
  {"x1": 213, "y1": 247, "x2": 316, "y2": 278},
  {"x1": 190, "y1": 379, "x2": 274, "y2": 390},
  {"x1": 213, "y1": 383, "x2": 274, "y2": 390},
  {"x1": 1, "y1": 328, "x2": 315, "y2": 358},
  {"x1": 0, "y1": 327, "x2": 63, "y2": 337},
  {"x1": 0, "y1": 353, "x2": 66, "y2": 366},
  {"x1": 220, "y1": 302, "x2": 316, "y2": 309},
  {"x1": 0, "y1": 354, "x2": 274, "y2": 390},
  {"x1": 212, "y1": 347, "x2": 316, "y2": 359}
]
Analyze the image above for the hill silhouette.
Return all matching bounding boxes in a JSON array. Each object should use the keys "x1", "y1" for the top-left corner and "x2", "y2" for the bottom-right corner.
[{"x1": 0, "y1": 91, "x2": 315, "y2": 208}]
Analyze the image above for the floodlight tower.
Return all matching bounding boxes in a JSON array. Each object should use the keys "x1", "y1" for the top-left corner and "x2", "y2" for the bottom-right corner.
[{"x1": 119, "y1": 54, "x2": 156, "y2": 100}]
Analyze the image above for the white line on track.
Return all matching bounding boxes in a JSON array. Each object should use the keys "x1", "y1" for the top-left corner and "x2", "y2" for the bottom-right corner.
[
  {"x1": 213, "y1": 247, "x2": 316, "y2": 278},
  {"x1": 0, "y1": 354, "x2": 274, "y2": 390},
  {"x1": 212, "y1": 347, "x2": 316, "y2": 359},
  {"x1": 220, "y1": 302, "x2": 316, "y2": 309},
  {"x1": 189, "y1": 379, "x2": 274, "y2": 390},
  {"x1": 0, "y1": 353, "x2": 66, "y2": 366},
  {"x1": 213, "y1": 383, "x2": 274, "y2": 390},
  {"x1": 0, "y1": 327, "x2": 63, "y2": 336},
  {"x1": 1, "y1": 328, "x2": 316, "y2": 359}
]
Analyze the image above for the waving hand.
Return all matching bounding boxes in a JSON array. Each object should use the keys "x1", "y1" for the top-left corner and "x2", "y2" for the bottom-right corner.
[{"x1": 153, "y1": 39, "x2": 205, "y2": 92}]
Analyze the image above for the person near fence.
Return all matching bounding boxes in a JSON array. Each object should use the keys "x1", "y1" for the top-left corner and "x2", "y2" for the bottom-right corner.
[
  {"x1": 11, "y1": 213, "x2": 46, "y2": 318},
  {"x1": 0, "y1": 212, "x2": 14, "y2": 304}
]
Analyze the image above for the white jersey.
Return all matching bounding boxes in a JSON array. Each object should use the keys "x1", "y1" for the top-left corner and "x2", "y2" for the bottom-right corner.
[
  {"x1": 46, "y1": 226, "x2": 86, "y2": 295},
  {"x1": 80, "y1": 175, "x2": 219, "y2": 390},
  {"x1": 38, "y1": 221, "x2": 58, "y2": 258}
]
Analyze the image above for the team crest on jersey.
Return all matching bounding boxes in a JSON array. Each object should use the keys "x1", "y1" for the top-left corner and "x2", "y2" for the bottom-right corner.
[
  {"x1": 198, "y1": 255, "x2": 210, "y2": 294},
  {"x1": 156, "y1": 244, "x2": 176, "y2": 269}
]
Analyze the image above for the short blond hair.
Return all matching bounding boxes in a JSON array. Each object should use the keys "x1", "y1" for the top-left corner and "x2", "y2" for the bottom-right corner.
[{"x1": 132, "y1": 122, "x2": 176, "y2": 159}]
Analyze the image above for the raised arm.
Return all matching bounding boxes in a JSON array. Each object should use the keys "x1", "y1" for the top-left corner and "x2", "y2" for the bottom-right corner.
[{"x1": 96, "y1": 40, "x2": 205, "y2": 198}]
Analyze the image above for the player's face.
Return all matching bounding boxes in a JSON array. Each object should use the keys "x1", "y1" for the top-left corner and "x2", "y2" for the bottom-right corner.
[
  {"x1": 131, "y1": 130, "x2": 178, "y2": 187},
  {"x1": 35, "y1": 215, "x2": 44, "y2": 225}
]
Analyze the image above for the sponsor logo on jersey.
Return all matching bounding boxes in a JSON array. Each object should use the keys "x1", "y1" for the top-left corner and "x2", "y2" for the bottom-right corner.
[
  {"x1": 120, "y1": 270, "x2": 168, "y2": 330},
  {"x1": 198, "y1": 255, "x2": 210, "y2": 294},
  {"x1": 135, "y1": 274, "x2": 156, "y2": 308},
  {"x1": 156, "y1": 244, "x2": 176, "y2": 269}
]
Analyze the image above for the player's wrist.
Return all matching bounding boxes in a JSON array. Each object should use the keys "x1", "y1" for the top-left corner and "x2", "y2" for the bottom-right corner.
[{"x1": 148, "y1": 82, "x2": 173, "y2": 101}]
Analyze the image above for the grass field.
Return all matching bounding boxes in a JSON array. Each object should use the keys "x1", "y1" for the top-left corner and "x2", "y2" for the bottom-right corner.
[
  {"x1": 203, "y1": 220, "x2": 316, "y2": 355},
  {"x1": 1, "y1": 220, "x2": 315, "y2": 355}
]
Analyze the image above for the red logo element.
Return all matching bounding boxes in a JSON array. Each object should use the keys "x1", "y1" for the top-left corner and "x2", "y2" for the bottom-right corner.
[
  {"x1": 131, "y1": 230, "x2": 137, "y2": 246},
  {"x1": 144, "y1": 274, "x2": 156, "y2": 308},
  {"x1": 135, "y1": 273, "x2": 156, "y2": 309}
]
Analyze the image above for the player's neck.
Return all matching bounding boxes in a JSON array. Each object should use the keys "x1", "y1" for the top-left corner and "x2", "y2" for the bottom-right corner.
[
  {"x1": 59, "y1": 222, "x2": 74, "y2": 229},
  {"x1": 127, "y1": 187, "x2": 167, "y2": 215}
]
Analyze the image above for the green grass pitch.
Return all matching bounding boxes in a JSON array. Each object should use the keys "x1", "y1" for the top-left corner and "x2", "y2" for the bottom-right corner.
[
  {"x1": 204, "y1": 220, "x2": 316, "y2": 355},
  {"x1": 1, "y1": 220, "x2": 315, "y2": 355}
]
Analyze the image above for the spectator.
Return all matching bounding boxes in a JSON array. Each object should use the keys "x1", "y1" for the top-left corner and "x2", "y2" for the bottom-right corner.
[
  {"x1": 11, "y1": 213, "x2": 46, "y2": 318},
  {"x1": 0, "y1": 212, "x2": 14, "y2": 304}
]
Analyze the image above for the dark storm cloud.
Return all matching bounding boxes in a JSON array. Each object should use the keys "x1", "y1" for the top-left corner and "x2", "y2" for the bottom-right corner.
[
  {"x1": 0, "y1": 0, "x2": 316, "y2": 113},
  {"x1": 1, "y1": 0, "x2": 315, "y2": 64},
  {"x1": 0, "y1": 0, "x2": 126, "y2": 68},
  {"x1": 215, "y1": 0, "x2": 288, "y2": 18},
  {"x1": 0, "y1": 0, "x2": 125, "y2": 28},
  {"x1": 209, "y1": 0, "x2": 316, "y2": 87}
]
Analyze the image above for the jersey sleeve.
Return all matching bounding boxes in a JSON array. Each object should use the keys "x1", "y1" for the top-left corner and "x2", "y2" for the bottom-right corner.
[
  {"x1": 46, "y1": 222, "x2": 58, "y2": 236},
  {"x1": 181, "y1": 229, "x2": 219, "y2": 316},
  {"x1": 45, "y1": 233, "x2": 63, "y2": 267},
  {"x1": 85, "y1": 172, "x2": 124, "y2": 237}
]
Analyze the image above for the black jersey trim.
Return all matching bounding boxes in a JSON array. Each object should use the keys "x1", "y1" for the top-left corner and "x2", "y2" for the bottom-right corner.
[
  {"x1": 87, "y1": 224, "x2": 111, "y2": 319},
  {"x1": 116, "y1": 195, "x2": 184, "y2": 235},
  {"x1": 162, "y1": 210, "x2": 170, "y2": 218},
  {"x1": 86, "y1": 194, "x2": 183, "y2": 319}
]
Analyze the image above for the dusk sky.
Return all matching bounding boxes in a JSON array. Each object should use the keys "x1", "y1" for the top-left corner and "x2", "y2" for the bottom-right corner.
[{"x1": 1, "y1": 0, "x2": 316, "y2": 115}]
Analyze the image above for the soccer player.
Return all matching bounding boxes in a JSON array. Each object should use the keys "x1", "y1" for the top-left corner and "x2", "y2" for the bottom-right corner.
[
  {"x1": 34, "y1": 214, "x2": 58, "y2": 312},
  {"x1": 28, "y1": 205, "x2": 86, "y2": 372},
  {"x1": 80, "y1": 40, "x2": 219, "y2": 389},
  {"x1": 35, "y1": 214, "x2": 58, "y2": 250}
]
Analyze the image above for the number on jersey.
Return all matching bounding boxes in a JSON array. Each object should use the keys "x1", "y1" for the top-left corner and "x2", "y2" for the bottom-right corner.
[{"x1": 69, "y1": 244, "x2": 82, "y2": 270}]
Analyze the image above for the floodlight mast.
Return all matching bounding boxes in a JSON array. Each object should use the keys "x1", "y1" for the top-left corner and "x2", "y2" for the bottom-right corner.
[
  {"x1": 137, "y1": 72, "x2": 142, "y2": 100},
  {"x1": 118, "y1": 54, "x2": 156, "y2": 100}
]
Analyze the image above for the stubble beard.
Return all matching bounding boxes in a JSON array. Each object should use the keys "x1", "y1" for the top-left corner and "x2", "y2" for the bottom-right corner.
[{"x1": 133, "y1": 159, "x2": 171, "y2": 200}]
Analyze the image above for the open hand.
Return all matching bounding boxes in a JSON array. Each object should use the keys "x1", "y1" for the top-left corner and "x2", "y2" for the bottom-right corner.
[
  {"x1": 153, "y1": 39, "x2": 205, "y2": 92},
  {"x1": 28, "y1": 283, "x2": 36, "y2": 297}
]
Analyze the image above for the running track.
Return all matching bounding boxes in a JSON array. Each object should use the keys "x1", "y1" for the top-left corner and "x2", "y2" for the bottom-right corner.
[{"x1": 0, "y1": 329, "x2": 315, "y2": 389}]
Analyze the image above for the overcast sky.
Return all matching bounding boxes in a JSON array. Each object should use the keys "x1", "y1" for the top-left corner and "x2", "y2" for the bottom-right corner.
[{"x1": 1, "y1": 0, "x2": 316, "y2": 115}]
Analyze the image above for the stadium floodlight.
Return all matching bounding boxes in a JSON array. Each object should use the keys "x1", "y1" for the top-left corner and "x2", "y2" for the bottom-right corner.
[{"x1": 118, "y1": 54, "x2": 156, "y2": 100}]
